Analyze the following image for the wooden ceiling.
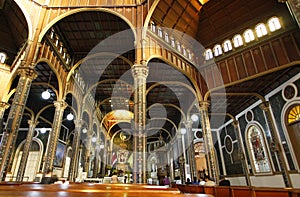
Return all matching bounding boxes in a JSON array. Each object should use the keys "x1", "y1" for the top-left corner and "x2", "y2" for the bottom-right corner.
[{"x1": 1, "y1": 0, "x2": 298, "y2": 142}]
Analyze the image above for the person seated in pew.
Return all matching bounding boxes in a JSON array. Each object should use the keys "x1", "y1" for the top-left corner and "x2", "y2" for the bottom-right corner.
[
  {"x1": 185, "y1": 178, "x2": 192, "y2": 185},
  {"x1": 192, "y1": 177, "x2": 199, "y2": 185},
  {"x1": 219, "y1": 175, "x2": 231, "y2": 186},
  {"x1": 40, "y1": 169, "x2": 58, "y2": 184},
  {"x1": 204, "y1": 175, "x2": 215, "y2": 186}
]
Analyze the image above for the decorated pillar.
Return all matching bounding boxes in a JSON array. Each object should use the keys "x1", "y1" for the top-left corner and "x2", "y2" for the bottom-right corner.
[
  {"x1": 131, "y1": 64, "x2": 148, "y2": 183},
  {"x1": 43, "y1": 100, "x2": 67, "y2": 175},
  {"x1": 16, "y1": 120, "x2": 38, "y2": 181},
  {"x1": 260, "y1": 101, "x2": 292, "y2": 187},
  {"x1": 233, "y1": 120, "x2": 251, "y2": 186},
  {"x1": 176, "y1": 132, "x2": 185, "y2": 183},
  {"x1": 69, "y1": 119, "x2": 82, "y2": 181},
  {"x1": 84, "y1": 131, "x2": 92, "y2": 173},
  {"x1": 0, "y1": 66, "x2": 37, "y2": 180},
  {"x1": 184, "y1": 120, "x2": 197, "y2": 180},
  {"x1": 199, "y1": 101, "x2": 218, "y2": 183}
]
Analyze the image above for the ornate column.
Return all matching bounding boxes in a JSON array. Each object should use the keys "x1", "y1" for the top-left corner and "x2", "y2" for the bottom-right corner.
[
  {"x1": 69, "y1": 119, "x2": 82, "y2": 181},
  {"x1": 168, "y1": 142, "x2": 174, "y2": 180},
  {"x1": 43, "y1": 100, "x2": 67, "y2": 175},
  {"x1": 233, "y1": 120, "x2": 251, "y2": 186},
  {"x1": 16, "y1": 120, "x2": 38, "y2": 181},
  {"x1": 101, "y1": 139, "x2": 108, "y2": 177},
  {"x1": 199, "y1": 101, "x2": 218, "y2": 182},
  {"x1": 176, "y1": 132, "x2": 185, "y2": 183},
  {"x1": 0, "y1": 102, "x2": 9, "y2": 134},
  {"x1": 131, "y1": 64, "x2": 148, "y2": 183},
  {"x1": 0, "y1": 102, "x2": 10, "y2": 119},
  {"x1": 84, "y1": 131, "x2": 92, "y2": 173},
  {"x1": 260, "y1": 101, "x2": 292, "y2": 187},
  {"x1": 0, "y1": 66, "x2": 37, "y2": 180},
  {"x1": 184, "y1": 120, "x2": 197, "y2": 180}
]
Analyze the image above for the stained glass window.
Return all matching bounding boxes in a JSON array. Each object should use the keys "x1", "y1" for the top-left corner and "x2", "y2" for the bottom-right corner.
[{"x1": 247, "y1": 125, "x2": 271, "y2": 174}]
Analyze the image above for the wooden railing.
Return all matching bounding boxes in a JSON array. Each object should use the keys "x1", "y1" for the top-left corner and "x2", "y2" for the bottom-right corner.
[{"x1": 172, "y1": 184, "x2": 300, "y2": 197}]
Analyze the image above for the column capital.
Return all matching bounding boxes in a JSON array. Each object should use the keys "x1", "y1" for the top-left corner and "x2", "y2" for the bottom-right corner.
[
  {"x1": 0, "y1": 102, "x2": 10, "y2": 110},
  {"x1": 27, "y1": 120, "x2": 39, "y2": 127},
  {"x1": 53, "y1": 100, "x2": 68, "y2": 110},
  {"x1": 232, "y1": 120, "x2": 239, "y2": 127},
  {"x1": 199, "y1": 101, "x2": 210, "y2": 110},
  {"x1": 183, "y1": 120, "x2": 193, "y2": 128},
  {"x1": 259, "y1": 101, "x2": 270, "y2": 112},
  {"x1": 17, "y1": 66, "x2": 38, "y2": 80},
  {"x1": 131, "y1": 64, "x2": 148, "y2": 78},
  {"x1": 74, "y1": 119, "x2": 83, "y2": 127}
]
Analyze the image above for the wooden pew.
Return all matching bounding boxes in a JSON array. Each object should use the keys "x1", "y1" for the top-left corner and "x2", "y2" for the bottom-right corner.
[
  {"x1": 254, "y1": 187, "x2": 290, "y2": 197},
  {"x1": 0, "y1": 182, "x2": 214, "y2": 197},
  {"x1": 230, "y1": 186, "x2": 254, "y2": 197},
  {"x1": 214, "y1": 186, "x2": 230, "y2": 197}
]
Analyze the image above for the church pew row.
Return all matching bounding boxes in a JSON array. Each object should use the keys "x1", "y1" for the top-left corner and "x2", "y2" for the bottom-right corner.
[
  {"x1": 172, "y1": 184, "x2": 299, "y2": 197},
  {"x1": 0, "y1": 182, "x2": 214, "y2": 197}
]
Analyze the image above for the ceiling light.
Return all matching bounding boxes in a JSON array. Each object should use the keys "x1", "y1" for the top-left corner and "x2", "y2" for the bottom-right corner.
[
  {"x1": 82, "y1": 128, "x2": 87, "y2": 133},
  {"x1": 66, "y1": 113, "x2": 74, "y2": 121},
  {"x1": 42, "y1": 90, "x2": 51, "y2": 100},
  {"x1": 180, "y1": 128, "x2": 186, "y2": 135},
  {"x1": 40, "y1": 127, "x2": 47, "y2": 134},
  {"x1": 191, "y1": 114, "x2": 199, "y2": 122}
]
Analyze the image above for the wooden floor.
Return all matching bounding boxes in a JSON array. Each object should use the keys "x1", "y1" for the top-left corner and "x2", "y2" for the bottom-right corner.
[{"x1": 0, "y1": 183, "x2": 214, "y2": 197}]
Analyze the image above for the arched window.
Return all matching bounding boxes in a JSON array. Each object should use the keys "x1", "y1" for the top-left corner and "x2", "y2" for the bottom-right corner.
[
  {"x1": 177, "y1": 42, "x2": 181, "y2": 52},
  {"x1": 150, "y1": 21, "x2": 156, "y2": 32},
  {"x1": 223, "y1": 40, "x2": 233, "y2": 52},
  {"x1": 255, "y1": 23, "x2": 268, "y2": 38},
  {"x1": 213, "y1": 44, "x2": 222, "y2": 57},
  {"x1": 244, "y1": 29, "x2": 255, "y2": 43},
  {"x1": 187, "y1": 50, "x2": 192, "y2": 60},
  {"x1": 182, "y1": 47, "x2": 187, "y2": 56},
  {"x1": 170, "y1": 37, "x2": 175, "y2": 47},
  {"x1": 232, "y1": 34, "x2": 243, "y2": 48},
  {"x1": 205, "y1": 49, "x2": 213, "y2": 60},
  {"x1": 164, "y1": 32, "x2": 169, "y2": 43},
  {"x1": 0, "y1": 52, "x2": 7, "y2": 63},
  {"x1": 247, "y1": 125, "x2": 272, "y2": 174},
  {"x1": 157, "y1": 27, "x2": 163, "y2": 37},
  {"x1": 268, "y1": 17, "x2": 281, "y2": 32}
]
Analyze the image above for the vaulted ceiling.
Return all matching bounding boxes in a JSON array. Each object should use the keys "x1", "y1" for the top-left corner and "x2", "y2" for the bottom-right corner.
[{"x1": 1, "y1": 0, "x2": 298, "y2": 144}]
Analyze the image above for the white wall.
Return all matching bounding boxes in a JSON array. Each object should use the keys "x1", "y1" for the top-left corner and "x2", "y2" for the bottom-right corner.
[
  {"x1": 250, "y1": 175, "x2": 285, "y2": 188},
  {"x1": 291, "y1": 174, "x2": 300, "y2": 188}
]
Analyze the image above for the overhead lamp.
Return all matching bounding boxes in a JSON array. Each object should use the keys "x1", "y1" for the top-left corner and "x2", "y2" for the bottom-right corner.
[
  {"x1": 180, "y1": 128, "x2": 186, "y2": 135},
  {"x1": 191, "y1": 114, "x2": 199, "y2": 122},
  {"x1": 82, "y1": 128, "x2": 87, "y2": 133},
  {"x1": 42, "y1": 90, "x2": 51, "y2": 100},
  {"x1": 42, "y1": 71, "x2": 52, "y2": 100},
  {"x1": 99, "y1": 143, "x2": 104, "y2": 149},
  {"x1": 66, "y1": 113, "x2": 74, "y2": 121},
  {"x1": 40, "y1": 127, "x2": 47, "y2": 134},
  {"x1": 92, "y1": 136, "x2": 97, "y2": 143}
]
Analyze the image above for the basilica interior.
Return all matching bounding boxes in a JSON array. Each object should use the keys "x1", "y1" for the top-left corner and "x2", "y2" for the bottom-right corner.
[{"x1": 0, "y1": 0, "x2": 300, "y2": 196}]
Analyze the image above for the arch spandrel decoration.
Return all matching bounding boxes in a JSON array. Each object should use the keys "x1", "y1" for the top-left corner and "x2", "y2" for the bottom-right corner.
[{"x1": 287, "y1": 105, "x2": 300, "y2": 124}]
